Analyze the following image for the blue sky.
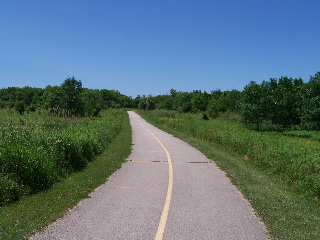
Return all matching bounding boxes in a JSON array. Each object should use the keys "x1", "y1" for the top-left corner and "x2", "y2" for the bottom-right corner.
[{"x1": 1, "y1": 0, "x2": 319, "y2": 97}]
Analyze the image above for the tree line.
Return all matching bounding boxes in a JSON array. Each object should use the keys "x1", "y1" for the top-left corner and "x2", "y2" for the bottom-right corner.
[
  {"x1": 0, "y1": 77, "x2": 137, "y2": 117},
  {"x1": 1, "y1": 72, "x2": 320, "y2": 131},
  {"x1": 138, "y1": 71, "x2": 320, "y2": 131}
]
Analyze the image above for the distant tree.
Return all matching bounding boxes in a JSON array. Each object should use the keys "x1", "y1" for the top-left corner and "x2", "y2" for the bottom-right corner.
[
  {"x1": 0, "y1": 87, "x2": 19, "y2": 108},
  {"x1": 215, "y1": 92, "x2": 229, "y2": 112},
  {"x1": 170, "y1": 88, "x2": 177, "y2": 97},
  {"x1": 241, "y1": 81, "x2": 271, "y2": 131},
  {"x1": 82, "y1": 89, "x2": 103, "y2": 117},
  {"x1": 60, "y1": 77, "x2": 84, "y2": 116},
  {"x1": 138, "y1": 98, "x2": 147, "y2": 110},
  {"x1": 43, "y1": 85, "x2": 61, "y2": 115},
  {"x1": 138, "y1": 96, "x2": 156, "y2": 110},
  {"x1": 211, "y1": 90, "x2": 223, "y2": 100},
  {"x1": 191, "y1": 90, "x2": 209, "y2": 112},
  {"x1": 207, "y1": 98, "x2": 220, "y2": 119},
  {"x1": 0, "y1": 87, "x2": 18, "y2": 101},
  {"x1": 301, "y1": 72, "x2": 320, "y2": 130},
  {"x1": 240, "y1": 77, "x2": 304, "y2": 130},
  {"x1": 119, "y1": 94, "x2": 136, "y2": 108},
  {"x1": 156, "y1": 95, "x2": 174, "y2": 110},
  {"x1": 221, "y1": 90, "x2": 242, "y2": 112},
  {"x1": 173, "y1": 92, "x2": 192, "y2": 113},
  {"x1": 99, "y1": 89, "x2": 135, "y2": 108},
  {"x1": 269, "y1": 77, "x2": 304, "y2": 128},
  {"x1": 42, "y1": 77, "x2": 84, "y2": 117},
  {"x1": 0, "y1": 86, "x2": 43, "y2": 109},
  {"x1": 15, "y1": 101, "x2": 26, "y2": 115},
  {"x1": 206, "y1": 90, "x2": 241, "y2": 118},
  {"x1": 17, "y1": 87, "x2": 43, "y2": 106}
]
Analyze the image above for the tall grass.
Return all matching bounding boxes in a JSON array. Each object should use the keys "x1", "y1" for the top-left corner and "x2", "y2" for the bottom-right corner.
[
  {"x1": 0, "y1": 109, "x2": 123, "y2": 205},
  {"x1": 0, "y1": 110, "x2": 132, "y2": 240},
  {"x1": 139, "y1": 110, "x2": 320, "y2": 198}
]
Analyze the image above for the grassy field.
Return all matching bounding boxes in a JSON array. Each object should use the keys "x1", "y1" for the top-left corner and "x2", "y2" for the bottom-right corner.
[
  {"x1": 0, "y1": 109, "x2": 125, "y2": 205},
  {"x1": 0, "y1": 109, "x2": 132, "y2": 240},
  {"x1": 138, "y1": 109, "x2": 320, "y2": 240}
]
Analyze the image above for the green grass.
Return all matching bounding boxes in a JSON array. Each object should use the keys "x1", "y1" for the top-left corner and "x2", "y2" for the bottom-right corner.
[
  {"x1": 0, "y1": 109, "x2": 124, "y2": 205},
  {"x1": 0, "y1": 110, "x2": 132, "y2": 240},
  {"x1": 138, "y1": 109, "x2": 320, "y2": 240}
]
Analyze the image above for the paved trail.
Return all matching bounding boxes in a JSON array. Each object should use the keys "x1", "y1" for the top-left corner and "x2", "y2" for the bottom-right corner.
[{"x1": 32, "y1": 111, "x2": 269, "y2": 240}]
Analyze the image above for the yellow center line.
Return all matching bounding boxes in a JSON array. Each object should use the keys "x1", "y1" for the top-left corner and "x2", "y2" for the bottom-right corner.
[{"x1": 133, "y1": 113, "x2": 173, "y2": 240}]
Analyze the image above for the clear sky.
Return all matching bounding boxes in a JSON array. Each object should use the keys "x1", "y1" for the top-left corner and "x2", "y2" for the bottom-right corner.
[{"x1": 1, "y1": 0, "x2": 319, "y2": 97}]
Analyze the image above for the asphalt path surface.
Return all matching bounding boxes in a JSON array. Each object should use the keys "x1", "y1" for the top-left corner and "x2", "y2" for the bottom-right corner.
[{"x1": 31, "y1": 111, "x2": 269, "y2": 240}]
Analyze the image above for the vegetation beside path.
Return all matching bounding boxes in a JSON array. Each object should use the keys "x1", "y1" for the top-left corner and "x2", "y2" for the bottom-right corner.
[
  {"x1": 0, "y1": 109, "x2": 125, "y2": 205},
  {"x1": 138, "y1": 109, "x2": 320, "y2": 240},
  {"x1": 0, "y1": 110, "x2": 132, "y2": 240}
]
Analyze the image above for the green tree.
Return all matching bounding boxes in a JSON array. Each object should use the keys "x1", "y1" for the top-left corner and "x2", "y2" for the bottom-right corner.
[
  {"x1": 43, "y1": 85, "x2": 61, "y2": 115},
  {"x1": 170, "y1": 88, "x2": 177, "y2": 97},
  {"x1": 15, "y1": 101, "x2": 26, "y2": 115},
  {"x1": 220, "y1": 90, "x2": 242, "y2": 112},
  {"x1": 138, "y1": 96, "x2": 156, "y2": 110},
  {"x1": 0, "y1": 87, "x2": 19, "y2": 108},
  {"x1": 206, "y1": 90, "x2": 241, "y2": 119},
  {"x1": 82, "y1": 89, "x2": 103, "y2": 117},
  {"x1": 156, "y1": 95, "x2": 174, "y2": 110},
  {"x1": 241, "y1": 81, "x2": 271, "y2": 131},
  {"x1": 269, "y1": 77, "x2": 303, "y2": 128},
  {"x1": 43, "y1": 77, "x2": 84, "y2": 117},
  {"x1": 100, "y1": 89, "x2": 135, "y2": 108},
  {"x1": 207, "y1": 98, "x2": 220, "y2": 118},
  {"x1": 191, "y1": 90, "x2": 209, "y2": 112},
  {"x1": 17, "y1": 87, "x2": 43, "y2": 107},
  {"x1": 301, "y1": 72, "x2": 320, "y2": 130},
  {"x1": 173, "y1": 92, "x2": 192, "y2": 113},
  {"x1": 60, "y1": 77, "x2": 84, "y2": 117}
]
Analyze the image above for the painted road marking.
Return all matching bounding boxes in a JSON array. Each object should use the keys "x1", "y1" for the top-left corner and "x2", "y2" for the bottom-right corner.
[{"x1": 132, "y1": 113, "x2": 173, "y2": 240}]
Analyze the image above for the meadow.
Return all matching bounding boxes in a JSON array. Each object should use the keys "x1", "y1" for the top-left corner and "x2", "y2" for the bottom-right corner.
[{"x1": 0, "y1": 109, "x2": 123, "y2": 206}]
